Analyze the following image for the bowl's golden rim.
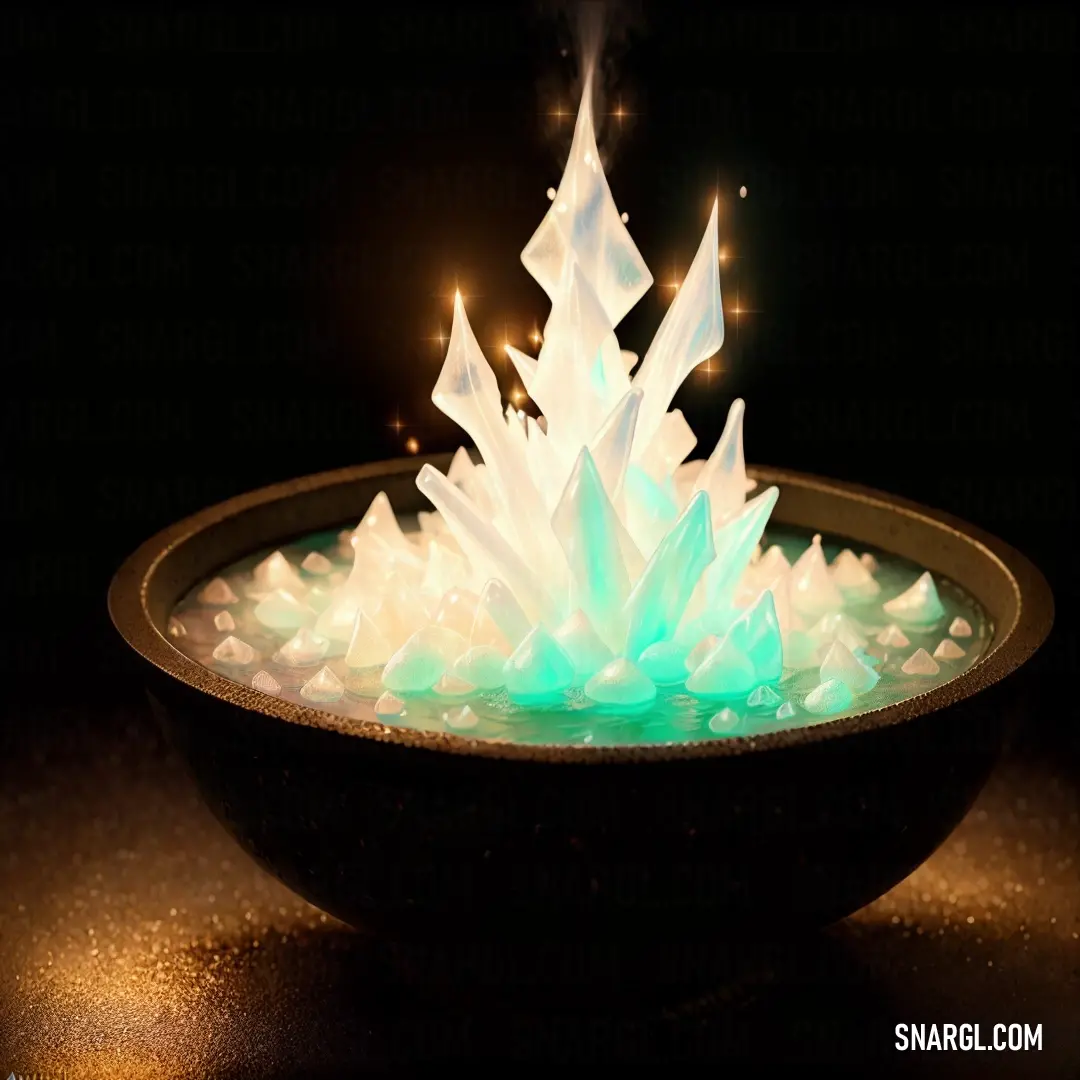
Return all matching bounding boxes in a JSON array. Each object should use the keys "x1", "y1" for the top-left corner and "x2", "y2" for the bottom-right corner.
[{"x1": 108, "y1": 457, "x2": 1054, "y2": 764}]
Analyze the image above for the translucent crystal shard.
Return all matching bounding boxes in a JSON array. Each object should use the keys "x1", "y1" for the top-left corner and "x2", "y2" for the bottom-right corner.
[
  {"x1": 212, "y1": 636, "x2": 256, "y2": 666},
  {"x1": 416, "y1": 464, "x2": 556, "y2": 625},
  {"x1": 352, "y1": 491, "x2": 412, "y2": 552},
  {"x1": 252, "y1": 551, "x2": 307, "y2": 597},
  {"x1": 632, "y1": 200, "x2": 724, "y2": 453},
  {"x1": 685, "y1": 634, "x2": 721, "y2": 672},
  {"x1": 254, "y1": 589, "x2": 316, "y2": 631},
  {"x1": 434, "y1": 673, "x2": 475, "y2": 697},
  {"x1": 933, "y1": 638, "x2": 966, "y2": 660},
  {"x1": 432, "y1": 587, "x2": 480, "y2": 638},
  {"x1": 949, "y1": 616, "x2": 973, "y2": 638},
  {"x1": 530, "y1": 261, "x2": 622, "y2": 448},
  {"x1": 521, "y1": 67, "x2": 652, "y2": 329},
  {"x1": 275, "y1": 628, "x2": 330, "y2": 667},
  {"x1": 301, "y1": 551, "x2": 333, "y2": 575},
  {"x1": 471, "y1": 578, "x2": 531, "y2": 651},
  {"x1": 504, "y1": 344, "x2": 537, "y2": 396},
  {"x1": 374, "y1": 691, "x2": 405, "y2": 717},
  {"x1": 552, "y1": 449, "x2": 642, "y2": 651},
  {"x1": 167, "y1": 616, "x2": 187, "y2": 638},
  {"x1": 452, "y1": 645, "x2": 508, "y2": 690},
  {"x1": 901, "y1": 648, "x2": 940, "y2": 676},
  {"x1": 199, "y1": 578, "x2": 238, "y2": 605},
  {"x1": 804, "y1": 678, "x2": 853, "y2": 715},
  {"x1": 708, "y1": 708, "x2": 740, "y2": 733},
  {"x1": 685, "y1": 637, "x2": 757, "y2": 698},
  {"x1": 637, "y1": 640, "x2": 690, "y2": 685},
  {"x1": 698, "y1": 486, "x2": 779, "y2": 620},
  {"x1": 553, "y1": 609, "x2": 614, "y2": 676},
  {"x1": 635, "y1": 409, "x2": 697, "y2": 484},
  {"x1": 776, "y1": 700, "x2": 797, "y2": 721},
  {"x1": 251, "y1": 670, "x2": 281, "y2": 696},
  {"x1": 788, "y1": 536, "x2": 844, "y2": 619},
  {"x1": 623, "y1": 491, "x2": 716, "y2": 661},
  {"x1": 819, "y1": 641, "x2": 880, "y2": 695},
  {"x1": 830, "y1": 548, "x2": 880, "y2": 598},
  {"x1": 883, "y1": 571, "x2": 946, "y2": 625},
  {"x1": 503, "y1": 626, "x2": 576, "y2": 701},
  {"x1": 720, "y1": 589, "x2": 783, "y2": 684},
  {"x1": 382, "y1": 626, "x2": 467, "y2": 693},
  {"x1": 213, "y1": 611, "x2": 235, "y2": 632},
  {"x1": 860, "y1": 553, "x2": 879, "y2": 573},
  {"x1": 431, "y1": 293, "x2": 562, "y2": 582},
  {"x1": 809, "y1": 612, "x2": 868, "y2": 652},
  {"x1": 693, "y1": 398, "x2": 748, "y2": 526},
  {"x1": 300, "y1": 666, "x2": 344, "y2": 703},
  {"x1": 584, "y1": 659, "x2": 657, "y2": 706},
  {"x1": 876, "y1": 624, "x2": 910, "y2": 647},
  {"x1": 747, "y1": 684, "x2": 783, "y2": 709},
  {"x1": 588, "y1": 388, "x2": 642, "y2": 505},
  {"x1": 445, "y1": 705, "x2": 480, "y2": 731}
]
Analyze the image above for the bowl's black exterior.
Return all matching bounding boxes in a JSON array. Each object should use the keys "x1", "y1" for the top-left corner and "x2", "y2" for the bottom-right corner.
[{"x1": 109, "y1": 456, "x2": 1052, "y2": 988}]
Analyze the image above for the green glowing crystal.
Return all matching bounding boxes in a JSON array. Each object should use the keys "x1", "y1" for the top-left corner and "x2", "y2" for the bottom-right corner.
[
  {"x1": 721, "y1": 589, "x2": 783, "y2": 683},
  {"x1": 503, "y1": 626, "x2": 576, "y2": 701},
  {"x1": 623, "y1": 491, "x2": 716, "y2": 661},
  {"x1": 746, "y1": 684, "x2": 783, "y2": 709},
  {"x1": 551, "y1": 451, "x2": 639, "y2": 651},
  {"x1": 584, "y1": 658, "x2": 657, "y2": 707}
]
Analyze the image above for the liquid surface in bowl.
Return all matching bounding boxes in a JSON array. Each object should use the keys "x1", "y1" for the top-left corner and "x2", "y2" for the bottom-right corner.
[{"x1": 167, "y1": 525, "x2": 992, "y2": 746}]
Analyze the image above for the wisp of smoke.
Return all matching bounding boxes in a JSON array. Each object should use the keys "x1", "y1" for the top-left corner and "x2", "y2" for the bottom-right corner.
[{"x1": 535, "y1": 0, "x2": 645, "y2": 168}]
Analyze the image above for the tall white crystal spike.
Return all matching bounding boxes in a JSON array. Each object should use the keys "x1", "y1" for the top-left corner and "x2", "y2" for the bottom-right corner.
[
  {"x1": 588, "y1": 388, "x2": 642, "y2": 505},
  {"x1": 416, "y1": 463, "x2": 558, "y2": 626},
  {"x1": 521, "y1": 67, "x2": 652, "y2": 328},
  {"x1": 694, "y1": 397, "x2": 748, "y2": 527},
  {"x1": 504, "y1": 344, "x2": 537, "y2": 395},
  {"x1": 432, "y1": 291, "x2": 565, "y2": 582},
  {"x1": 530, "y1": 259, "x2": 622, "y2": 448},
  {"x1": 631, "y1": 199, "x2": 724, "y2": 454}
]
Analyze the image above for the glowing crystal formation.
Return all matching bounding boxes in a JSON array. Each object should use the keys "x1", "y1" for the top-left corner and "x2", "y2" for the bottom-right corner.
[{"x1": 172, "y1": 71, "x2": 993, "y2": 745}]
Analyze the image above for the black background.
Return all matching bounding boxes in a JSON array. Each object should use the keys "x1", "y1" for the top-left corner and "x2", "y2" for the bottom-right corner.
[{"x1": 1, "y1": 2, "x2": 1077, "y2": 1073}]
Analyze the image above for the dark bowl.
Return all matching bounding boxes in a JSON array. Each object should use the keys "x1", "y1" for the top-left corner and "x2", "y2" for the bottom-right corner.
[{"x1": 108, "y1": 455, "x2": 1052, "y2": 992}]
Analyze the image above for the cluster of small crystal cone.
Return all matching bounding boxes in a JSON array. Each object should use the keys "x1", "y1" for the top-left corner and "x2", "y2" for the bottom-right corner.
[{"x1": 210, "y1": 72, "x2": 971, "y2": 721}]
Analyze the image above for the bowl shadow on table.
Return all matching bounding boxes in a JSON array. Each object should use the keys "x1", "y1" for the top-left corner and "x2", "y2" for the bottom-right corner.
[{"x1": 202, "y1": 915, "x2": 1061, "y2": 1077}]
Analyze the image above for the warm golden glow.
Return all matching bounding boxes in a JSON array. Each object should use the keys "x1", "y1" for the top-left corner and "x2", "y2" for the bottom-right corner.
[
  {"x1": 405, "y1": 436, "x2": 420, "y2": 454},
  {"x1": 388, "y1": 411, "x2": 405, "y2": 433},
  {"x1": 510, "y1": 387, "x2": 526, "y2": 405}
]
